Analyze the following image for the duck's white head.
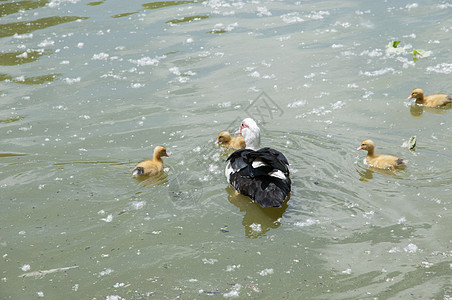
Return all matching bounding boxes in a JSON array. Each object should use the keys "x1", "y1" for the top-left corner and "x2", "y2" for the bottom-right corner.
[{"x1": 237, "y1": 118, "x2": 260, "y2": 150}]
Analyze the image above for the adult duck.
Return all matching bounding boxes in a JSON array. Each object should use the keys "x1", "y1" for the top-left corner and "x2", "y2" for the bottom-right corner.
[
  {"x1": 357, "y1": 139, "x2": 405, "y2": 170},
  {"x1": 408, "y1": 88, "x2": 451, "y2": 108},
  {"x1": 225, "y1": 118, "x2": 291, "y2": 208},
  {"x1": 217, "y1": 130, "x2": 246, "y2": 150},
  {"x1": 132, "y1": 145, "x2": 169, "y2": 177}
]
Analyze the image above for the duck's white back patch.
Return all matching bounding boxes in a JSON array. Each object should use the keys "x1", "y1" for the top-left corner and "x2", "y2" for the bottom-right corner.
[
  {"x1": 269, "y1": 170, "x2": 286, "y2": 180},
  {"x1": 225, "y1": 162, "x2": 234, "y2": 182},
  {"x1": 252, "y1": 160, "x2": 267, "y2": 168}
]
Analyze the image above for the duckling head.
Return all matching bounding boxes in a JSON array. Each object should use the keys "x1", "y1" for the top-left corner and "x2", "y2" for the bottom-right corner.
[
  {"x1": 154, "y1": 145, "x2": 169, "y2": 159},
  {"x1": 357, "y1": 139, "x2": 375, "y2": 152},
  {"x1": 408, "y1": 88, "x2": 424, "y2": 101},
  {"x1": 217, "y1": 131, "x2": 232, "y2": 144}
]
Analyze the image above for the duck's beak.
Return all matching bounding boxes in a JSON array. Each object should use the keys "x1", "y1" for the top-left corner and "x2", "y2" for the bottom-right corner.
[
  {"x1": 407, "y1": 95, "x2": 413, "y2": 100},
  {"x1": 356, "y1": 146, "x2": 362, "y2": 151}
]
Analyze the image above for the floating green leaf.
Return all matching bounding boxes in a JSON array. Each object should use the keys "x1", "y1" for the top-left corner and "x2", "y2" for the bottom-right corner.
[
  {"x1": 391, "y1": 41, "x2": 401, "y2": 48},
  {"x1": 112, "y1": 12, "x2": 137, "y2": 18},
  {"x1": 166, "y1": 15, "x2": 209, "y2": 24},
  {"x1": 208, "y1": 29, "x2": 228, "y2": 34},
  {"x1": 412, "y1": 49, "x2": 430, "y2": 61},
  {"x1": 0, "y1": 73, "x2": 61, "y2": 85},
  {"x1": 0, "y1": 16, "x2": 89, "y2": 38},
  {"x1": 0, "y1": 50, "x2": 53, "y2": 66},
  {"x1": 0, "y1": 116, "x2": 25, "y2": 123},
  {"x1": 0, "y1": 0, "x2": 48, "y2": 18},
  {"x1": 143, "y1": 1, "x2": 195, "y2": 10},
  {"x1": 386, "y1": 41, "x2": 431, "y2": 62},
  {"x1": 386, "y1": 41, "x2": 404, "y2": 54},
  {"x1": 87, "y1": 0, "x2": 106, "y2": 6},
  {"x1": 0, "y1": 153, "x2": 27, "y2": 157},
  {"x1": 408, "y1": 136, "x2": 416, "y2": 151}
]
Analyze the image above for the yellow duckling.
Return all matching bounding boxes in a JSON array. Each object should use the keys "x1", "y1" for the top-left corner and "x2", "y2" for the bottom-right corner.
[
  {"x1": 132, "y1": 145, "x2": 168, "y2": 177},
  {"x1": 357, "y1": 139, "x2": 405, "y2": 170},
  {"x1": 217, "y1": 131, "x2": 246, "y2": 150},
  {"x1": 408, "y1": 88, "x2": 451, "y2": 108}
]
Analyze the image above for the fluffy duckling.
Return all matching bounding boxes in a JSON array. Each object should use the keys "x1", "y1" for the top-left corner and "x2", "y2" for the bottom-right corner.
[
  {"x1": 408, "y1": 88, "x2": 452, "y2": 107},
  {"x1": 132, "y1": 145, "x2": 168, "y2": 177},
  {"x1": 217, "y1": 131, "x2": 246, "y2": 150},
  {"x1": 357, "y1": 139, "x2": 405, "y2": 170}
]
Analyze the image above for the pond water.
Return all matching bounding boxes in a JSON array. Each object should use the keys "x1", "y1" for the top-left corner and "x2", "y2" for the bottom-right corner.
[{"x1": 1, "y1": 0, "x2": 451, "y2": 298}]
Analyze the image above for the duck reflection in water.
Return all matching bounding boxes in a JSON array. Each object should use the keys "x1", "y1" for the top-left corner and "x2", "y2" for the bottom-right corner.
[
  {"x1": 356, "y1": 166, "x2": 402, "y2": 182},
  {"x1": 409, "y1": 103, "x2": 450, "y2": 118},
  {"x1": 225, "y1": 185, "x2": 289, "y2": 238},
  {"x1": 134, "y1": 171, "x2": 169, "y2": 186}
]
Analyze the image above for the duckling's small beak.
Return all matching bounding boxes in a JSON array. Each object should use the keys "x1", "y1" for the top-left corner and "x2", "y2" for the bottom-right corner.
[
  {"x1": 407, "y1": 95, "x2": 413, "y2": 100},
  {"x1": 357, "y1": 146, "x2": 362, "y2": 151}
]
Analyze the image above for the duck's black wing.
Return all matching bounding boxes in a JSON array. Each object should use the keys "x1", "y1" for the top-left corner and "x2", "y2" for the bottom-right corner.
[{"x1": 226, "y1": 148, "x2": 291, "y2": 208}]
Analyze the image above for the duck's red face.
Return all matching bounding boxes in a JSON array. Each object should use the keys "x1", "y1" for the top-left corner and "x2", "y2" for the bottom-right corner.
[
  {"x1": 240, "y1": 122, "x2": 249, "y2": 132},
  {"x1": 235, "y1": 122, "x2": 248, "y2": 135}
]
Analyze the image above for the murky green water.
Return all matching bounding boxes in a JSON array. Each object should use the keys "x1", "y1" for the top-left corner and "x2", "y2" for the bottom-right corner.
[{"x1": 1, "y1": 0, "x2": 451, "y2": 299}]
